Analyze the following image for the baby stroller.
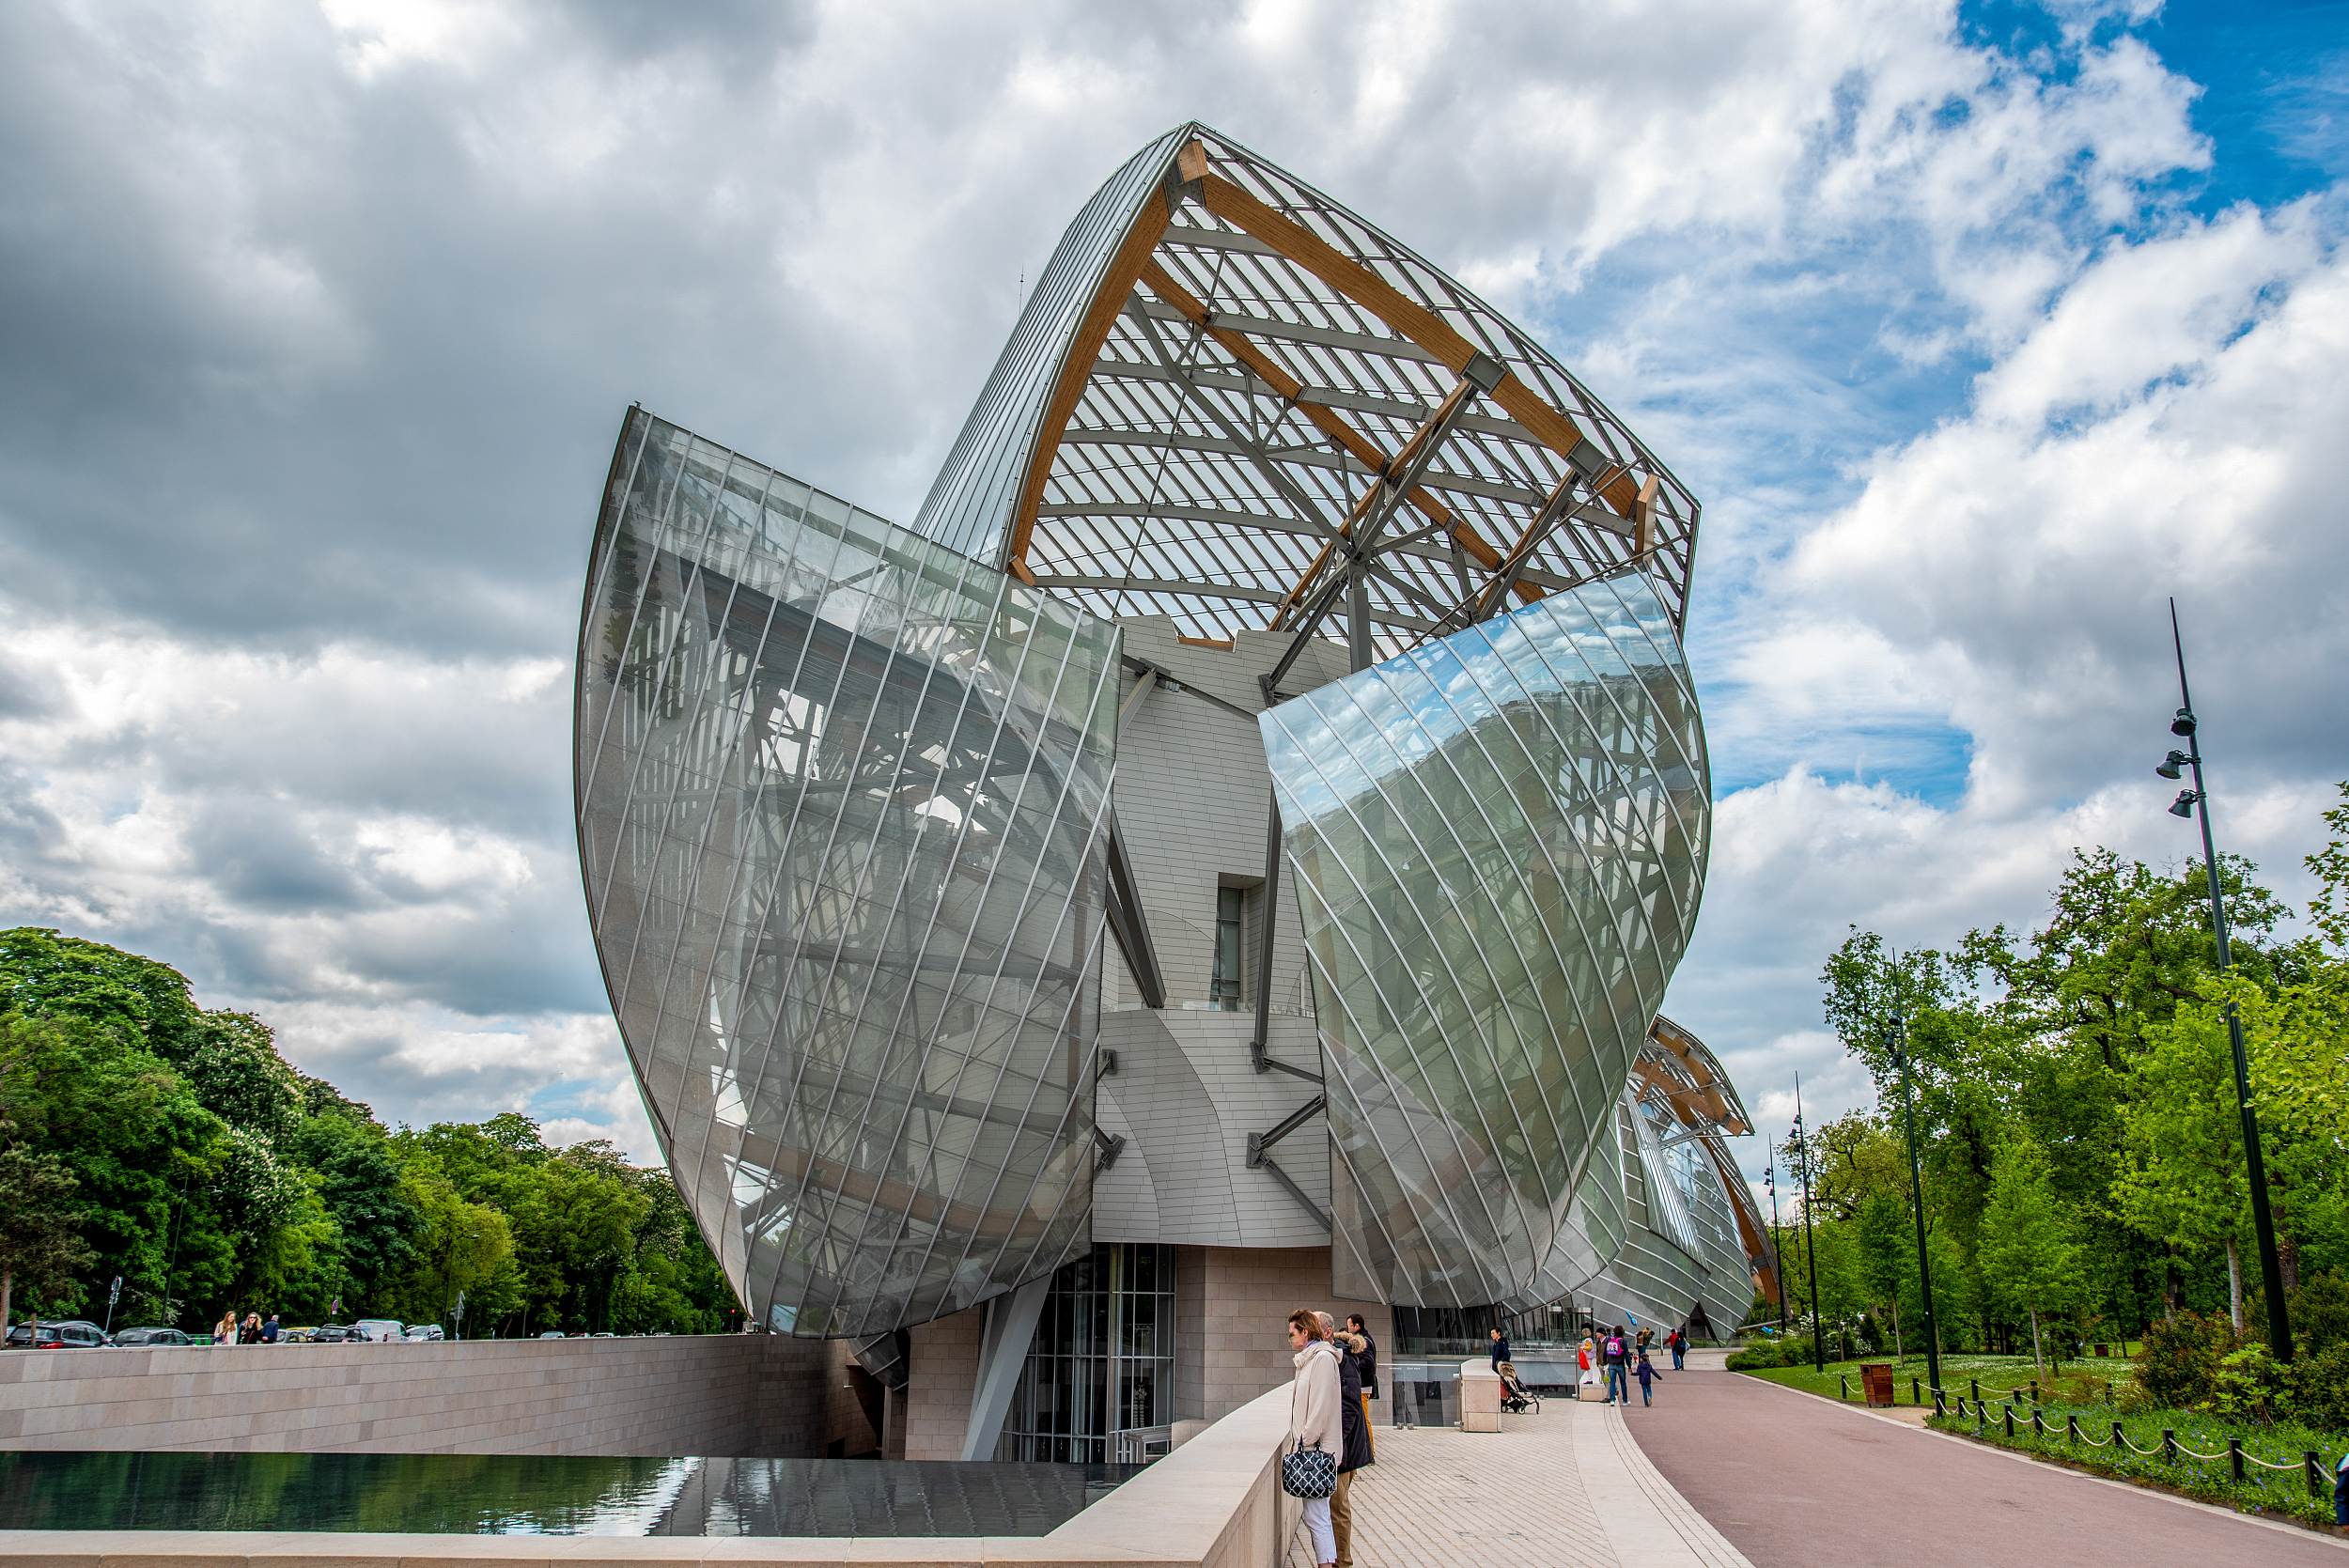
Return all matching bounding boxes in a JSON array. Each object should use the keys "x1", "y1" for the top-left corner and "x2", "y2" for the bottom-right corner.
[{"x1": 1495, "y1": 1361, "x2": 1541, "y2": 1414}]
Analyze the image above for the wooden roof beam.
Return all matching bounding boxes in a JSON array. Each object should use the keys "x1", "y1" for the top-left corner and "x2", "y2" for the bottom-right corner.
[
  {"x1": 1177, "y1": 140, "x2": 1650, "y2": 528},
  {"x1": 1001, "y1": 191, "x2": 1174, "y2": 583},
  {"x1": 1133, "y1": 257, "x2": 1539, "y2": 623}
]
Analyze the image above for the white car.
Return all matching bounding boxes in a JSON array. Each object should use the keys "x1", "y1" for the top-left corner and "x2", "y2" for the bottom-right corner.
[
  {"x1": 351, "y1": 1318, "x2": 404, "y2": 1343},
  {"x1": 402, "y1": 1324, "x2": 443, "y2": 1342}
]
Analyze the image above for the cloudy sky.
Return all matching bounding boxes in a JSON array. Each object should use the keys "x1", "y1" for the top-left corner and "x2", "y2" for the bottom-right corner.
[{"x1": 1, "y1": 0, "x2": 2342, "y2": 1188}]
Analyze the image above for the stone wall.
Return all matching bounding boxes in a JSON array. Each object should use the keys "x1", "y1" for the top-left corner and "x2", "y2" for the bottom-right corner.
[
  {"x1": 899, "y1": 1304, "x2": 984, "y2": 1460},
  {"x1": 0, "y1": 1334, "x2": 866, "y2": 1456},
  {"x1": 1187, "y1": 1244, "x2": 1393, "y2": 1422}
]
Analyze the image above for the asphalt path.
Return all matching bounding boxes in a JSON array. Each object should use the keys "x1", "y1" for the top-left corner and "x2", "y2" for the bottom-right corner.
[{"x1": 1613, "y1": 1358, "x2": 2344, "y2": 1567}]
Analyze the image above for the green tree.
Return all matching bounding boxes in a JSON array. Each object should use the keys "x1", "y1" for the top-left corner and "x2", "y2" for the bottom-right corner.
[
  {"x1": 283, "y1": 1111, "x2": 421, "y2": 1317},
  {"x1": 181, "y1": 1012, "x2": 304, "y2": 1144},
  {"x1": 0, "y1": 1141, "x2": 96, "y2": 1330},
  {"x1": 1978, "y1": 1137, "x2": 2085, "y2": 1382},
  {"x1": 2115, "y1": 999, "x2": 2252, "y2": 1328}
]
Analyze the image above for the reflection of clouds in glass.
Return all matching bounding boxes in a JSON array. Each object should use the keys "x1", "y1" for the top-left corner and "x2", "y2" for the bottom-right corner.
[{"x1": 1262, "y1": 568, "x2": 1708, "y2": 1309}]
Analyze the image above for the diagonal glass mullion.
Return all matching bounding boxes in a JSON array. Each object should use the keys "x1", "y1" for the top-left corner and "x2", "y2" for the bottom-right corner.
[
  {"x1": 1375, "y1": 640, "x2": 1610, "y2": 1257},
  {"x1": 868, "y1": 605, "x2": 1105, "y2": 1320},
  {"x1": 1330, "y1": 654, "x2": 1594, "y2": 1290},
  {"x1": 1268, "y1": 693, "x2": 1524, "y2": 1292},
  {"x1": 799, "y1": 570, "x2": 1051, "y2": 1331},
  {"x1": 757, "y1": 543, "x2": 996, "y2": 1330}
]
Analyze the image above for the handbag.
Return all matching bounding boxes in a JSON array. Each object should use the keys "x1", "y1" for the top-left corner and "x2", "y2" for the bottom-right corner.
[{"x1": 1280, "y1": 1438, "x2": 1336, "y2": 1499}]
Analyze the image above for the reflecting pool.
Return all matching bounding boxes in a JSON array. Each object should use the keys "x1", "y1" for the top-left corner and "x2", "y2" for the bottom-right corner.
[{"x1": 0, "y1": 1452, "x2": 1143, "y2": 1536}]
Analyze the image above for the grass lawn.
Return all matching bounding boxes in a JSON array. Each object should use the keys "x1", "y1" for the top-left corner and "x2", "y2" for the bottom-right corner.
[{"x1": 1733, "y1": 1351, "x2": 2137, "y2": 1408}]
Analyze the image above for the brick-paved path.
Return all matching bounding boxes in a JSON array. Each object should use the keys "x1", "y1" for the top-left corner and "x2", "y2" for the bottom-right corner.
[
  {"x1": 1283, "y1": 1395, "x2": 1749, "y2": 1567},
  {"x1": 1622, "y1": 1356, "x2": 2346, "y2": 1567}
]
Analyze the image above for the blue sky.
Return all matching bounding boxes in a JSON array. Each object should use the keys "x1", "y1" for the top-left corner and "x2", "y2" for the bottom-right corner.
[{"x1": 0, "y1": 0, "x2": 2342, "y2": 1192}]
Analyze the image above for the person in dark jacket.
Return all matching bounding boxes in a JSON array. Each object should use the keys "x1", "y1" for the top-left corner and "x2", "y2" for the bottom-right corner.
[
  {"x1": 1602, "y1": 1326, "x2": 1630, "y2": 1405},
  {"x1": 1318, "y1": 1314, "x2": 1376, "y2": 1568},
  {"x1": 1634, "y1": 1349, "x2": 1656, "y2": 1406},
  {"x1": 1487, "y1": 1327, "x2": 1509, "y2": 1370},
  {"x1": 1346, "y1": 1313, "x2": 1377, "y2": 1455},
  {"x1": 1669, "y1": 1326, "x2": 1685, "y2": 1370}
]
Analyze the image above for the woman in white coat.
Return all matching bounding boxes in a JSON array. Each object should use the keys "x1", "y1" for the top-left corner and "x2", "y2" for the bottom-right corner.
[{"x1": 1286, "y1": 1309, "x2": 1343, "y2": 1568}]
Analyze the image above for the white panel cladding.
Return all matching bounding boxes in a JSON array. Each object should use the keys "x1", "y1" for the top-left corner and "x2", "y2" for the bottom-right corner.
[{"x1": 1093, "y1": 618, "x2": 1337, "y2": 1250}]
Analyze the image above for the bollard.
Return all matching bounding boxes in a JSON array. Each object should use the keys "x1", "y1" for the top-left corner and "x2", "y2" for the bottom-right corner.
[
  {"x1": 1933, "y1": 1385, "x2": 1946, "y2": 1416},
  {"x1": 2031, "y1": 1406, "x2": 2045, "y2": 1438},
  {"x1": 1971, "y1": 1377, "x2": 1981, "y2": 1406},
  {"x1": 2308, "y1": 1452, "x2": 2324, "y2": 1499},
  {"x1": 2030, "y1": 1379, "x2": 2041, "y2": 1406},
  {"x1": 1839, "y1": 1374, "x2": 1848, "y2": 1402},
  {"x1": 2162, "y1": 1428, "x2": 2176, "y2": 1464},
  {"x1": 2004, "y1": 1405, "x2": 2015, "y2": 1439},
  {"x1": 1911, "y1": 1376, "x2": 1921, "y2": 1405},
  {"x1": 2067, "y1": 1413, "x2": 2079, "y2": 1443},
  {"x1": 2111, "y1": 1421, "x2": 2125, "y2": 1451},
  {"x1": 2229, "y1": 1437, "x2": 2244, "y2": 1483}
]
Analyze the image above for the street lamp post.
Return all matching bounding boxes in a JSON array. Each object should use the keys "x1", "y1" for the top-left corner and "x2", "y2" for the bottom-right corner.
[
  {"x1": 1765, "y1": 1158, "x2": 1788, "y2": 1339},
  {"x1": 2155, "y1": 599, "x2": 2293, "y2": 1361},
  {"x1": 1888, "y1": 1010, "x2": 1941, "y2": 1400},
  {"x1": 1795, "y1": 1072, "x2": 1824, "y2": 1373}
]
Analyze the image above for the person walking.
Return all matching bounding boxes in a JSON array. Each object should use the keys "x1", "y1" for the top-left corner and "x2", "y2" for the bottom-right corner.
[
  {"x1": 1286, "y1": 1310, "x2": 1342, "y2": 1568},
  {"x1": 1602, "y1": 1325, "x2": 1630, "y2": 1405},
  {"x1": 1486, "y1": 1326, "x2": 1509, "y2": 1372},
  {"x1": 1345, "y1": 1313, "x2": 1377, "y2": 1455},
  {"x1": 1634, "y1": 1349, "x2": 1657, "y2": 1406},
  {"x1": 1579, "y1": 1332, "x2": 1600, "y2": 1399},
  {"x1": 1320, "y1": 1313, "x2": 1376, "y2": 1568},
  {"x1": 1669, "y1": 1326, "x2": 1686, "y2": 1371}
]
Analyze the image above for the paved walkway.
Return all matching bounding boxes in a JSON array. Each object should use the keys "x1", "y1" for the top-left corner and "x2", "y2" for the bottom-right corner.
[
  {"x1": 1284, "y1": 1394, "x2": 1751, "y2": 1567},
  {"x1": 1622, "y1": 1355, "x2": 2346, "y2": 1567}
]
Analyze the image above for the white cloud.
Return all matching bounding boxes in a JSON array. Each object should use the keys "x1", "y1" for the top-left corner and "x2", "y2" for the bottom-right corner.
[{"x1": 0, "y1": 0, "x2": 2339, "y2": 1182}]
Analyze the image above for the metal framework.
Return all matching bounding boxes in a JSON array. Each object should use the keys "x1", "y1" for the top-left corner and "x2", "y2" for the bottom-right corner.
[{"x1": 919, "y1": 126, "x2": 1701, "y2": 678}]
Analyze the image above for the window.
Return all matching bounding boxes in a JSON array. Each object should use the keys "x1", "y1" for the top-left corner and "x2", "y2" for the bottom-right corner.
[
  {"x1": 1208, "y1": 886, "x2": 1244, "y2": 1010},
  {"x1": 998, "y1": 1244, "x2": 1177, "y2": 1462}
]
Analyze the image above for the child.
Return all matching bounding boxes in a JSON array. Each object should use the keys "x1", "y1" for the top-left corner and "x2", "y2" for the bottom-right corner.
[{"x1": 1634, "y1": 1349, "x2": 1656, "y2": 1407}]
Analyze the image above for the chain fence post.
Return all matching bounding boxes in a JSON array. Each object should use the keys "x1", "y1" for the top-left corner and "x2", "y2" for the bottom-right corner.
[
  {"x1": 2306, "y1": 1452, "x2": 2323, "y2": 1499},
  {"x1": 2067, "y1": 1413, "x2": 2079, "y2": 1444},
  {"x1": 1971, "y1": 1377, "x2": 1981, "y2": 1406},
  {"x1": 2030, "y1": 1379, "x2": 2040, "y2": 1406},
  {"x1": 2004, "y1": 1405, "x2": 2015, "y2": 1439},
  {"x1": 1839, "y1": 1374, "x2": 1848, "y2": 1402},
  {"x1": 2162, "y1": 1428, "x2": 2176, "y2": 1465},
  {"x1": 2111, "y1": 1420, "x2": 2124, "y2": 1451},
  {"x1": 2229, "y1": 1437, "x2": 2244, "y2": 1483}
]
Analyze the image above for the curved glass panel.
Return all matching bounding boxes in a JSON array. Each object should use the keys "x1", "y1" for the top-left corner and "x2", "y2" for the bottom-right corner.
[
  {"x1": 577, "y1": 409, "x2": 1118, "y2": 1337},
  {"x1": 1260, "y1": 571, "x2": 1708, "y2": 1309},
  {"x1": 914, "y1": 123, "x2": 1703, "y2": 646}
]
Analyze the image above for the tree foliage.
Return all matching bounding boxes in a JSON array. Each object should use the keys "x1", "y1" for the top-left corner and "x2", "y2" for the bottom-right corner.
[
  {"x1": 0, "y1": 928, "x2": 740, "y2": 1337},
  {"x1": 1790, "y1": 784, "x2": 2349, "y2": 1428}
]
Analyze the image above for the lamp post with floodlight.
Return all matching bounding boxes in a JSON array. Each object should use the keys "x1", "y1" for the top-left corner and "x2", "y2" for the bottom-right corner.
[{"x1": 2155, "y1": 598, "x2": 2291, "y2": 1362}]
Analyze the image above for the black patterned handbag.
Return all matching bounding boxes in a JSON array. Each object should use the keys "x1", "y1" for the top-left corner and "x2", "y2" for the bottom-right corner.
[{"x1": 1280, "y1": 1438, "x2": 1336, "y2": 1499}]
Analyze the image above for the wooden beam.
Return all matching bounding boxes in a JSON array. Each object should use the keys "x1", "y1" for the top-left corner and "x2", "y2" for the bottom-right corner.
[
  {"x1": 1000, "y1": 194, "x2": 1174, "y2": 581},
  {"x1": 1191, "y1": 170, "x2": 1622, "y2": 493},
  {"x1": 1634, "y1": 474, "x2": 1660, "y2": 558},
  {"x1": 1133, "y1": 257, "x2": 1539, "y2": 619}
]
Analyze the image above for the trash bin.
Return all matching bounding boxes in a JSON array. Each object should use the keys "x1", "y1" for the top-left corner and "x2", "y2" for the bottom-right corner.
[{"x1": 1862, "y1": 1363, "x2": 1896, "y2": 1407}]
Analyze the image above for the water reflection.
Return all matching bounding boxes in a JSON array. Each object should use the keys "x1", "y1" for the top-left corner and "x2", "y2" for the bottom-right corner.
[{"x1": 0, "y1": 1452, "x2": 1141, "y2": 1536}]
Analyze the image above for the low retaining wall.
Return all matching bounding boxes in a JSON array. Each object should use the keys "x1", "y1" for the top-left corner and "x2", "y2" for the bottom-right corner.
[
  {"x1": 0, "y1": 1335, "x2": 859, "y2": 1457},
  {"x1": 0, "y1": 1381, "x2": 1302, "y2": 1568}
]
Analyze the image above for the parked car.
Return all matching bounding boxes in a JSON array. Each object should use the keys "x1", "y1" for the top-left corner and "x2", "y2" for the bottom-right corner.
[
  {"x1": 277, "y1": 1326, "x2": 318, "y2": 1343},
  {"x1": 537, "y1": 1329, "x2": 566, "y2": 1339},
  {"x1": 5, "y1": 1320, "x2": 111, "y2": 1349},
  {"x1": 109, "y1": 1326, "x2": 195, "y2": 1347},
  {"x1": 351, "y1": 1318, "x2": 404, "y2": 1343},
  {"x1": 401, "y1": 1324, "x2": 443, "y2": 1342},
  {"x1": 308, "y1": 1323, "x2": 360, "y2": 1343}
]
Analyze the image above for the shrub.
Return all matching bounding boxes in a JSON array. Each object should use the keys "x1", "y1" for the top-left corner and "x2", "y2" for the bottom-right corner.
[
  {"x1": 2282, "y1": 1339, "x2": 2349, "y2": 1432},
  {"x1": 2134, "y1": 1311, "x2": 2235, "y2": 1409},
  {"x1": 1725, "y1": 1341, "x2": 1792, "y2": 1370}
]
